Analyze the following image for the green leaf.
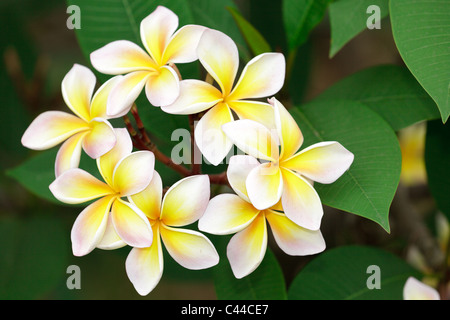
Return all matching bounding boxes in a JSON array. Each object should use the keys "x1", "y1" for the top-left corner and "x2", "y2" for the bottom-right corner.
[
  {"x1": 425, "y1": 120, "x2": 450, "y2": 220},
  {"x1": 291, "y1": 100, "x2": 402, "y2": 232},
  {"x1": 288, "y1": 245, "x2": 421, "y2": 300},
  {"x1": 390, "y1": 0, "x2": 450, "y2": 122},
  {"x1": 213, "y1": 243, "x2": 287, "y2": 300},
  {"x1": 314, "y1": 65, "x2": 440, "y2": 131},
  {"x1": 329, "y1": 0, "x2": 389, "y2": 58},
  {"x1": 227, "y1": 6, "x2": 272, "y2": 56},
  {"x1": 283, "y1": 0, "x2": 332, "y2": 51}
]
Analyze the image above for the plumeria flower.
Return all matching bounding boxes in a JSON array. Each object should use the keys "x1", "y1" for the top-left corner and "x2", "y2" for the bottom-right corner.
[
  {"x1": 125, "y1": 172, "x2": 218, "y2": 295},
  {"x1": 21, "y1": 64, "x2": 121, "y2": 177},
  {"x1": 222, "y1": 97, "x2": 354, "y2": 231},
  {"x1": 199, "y1": 155, "x2": 325, "y2": 279},
  {"x1": 162, "y1": 28, "x2": 286, "y2": 166},
  {"x1": 403, "y1": 277, "x2": 441, "y2": 300},
  {"x1": 49, "y1": 128, "x2": 155, "y2": 257},
  {"x1": 90, "y1": 6, "x2": 207, "y2": 116}
]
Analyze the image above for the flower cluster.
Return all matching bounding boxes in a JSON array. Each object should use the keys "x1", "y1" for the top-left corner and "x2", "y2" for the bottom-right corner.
[{"x1": 21, "y1": 6, "x2": 353, "y2": 295}]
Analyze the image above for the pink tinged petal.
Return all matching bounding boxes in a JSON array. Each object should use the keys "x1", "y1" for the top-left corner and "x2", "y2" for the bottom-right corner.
[
  {"x1": 96, "y1": 213, "x2": 127, "y2": 250},
  {"x1": 71, "y1": 196, "x2": 115, "y2": 257},
  {"x1": 129, "y1": 171, "x2": 163, "y2": 221},
  {"x1": 222, "y1": 119, "x2": 279, "y2": 162},
  {"x1": 145, "y1": 66, "x2": 180, "y2": 107},
  {"x1": 112, "y1": 150, "x2": 155, "y2": 197},
  {"x1": 89, "y1": 75, "x2": 124, "y2": 119},
  {"x1": 228, "y1": 100, "x2": 276, "y2": 131},
  {"x1": 281, "y1": 168, "x2": 323, "y2": 231},
  {"x1": 111, "y1": 198, "x2": 153, "y2": 248},
  {"x1": 227, "y1": 213, "x2": 267, "y2": 279},
  {"x1": 21, "y1": 111, "x2": 89, "y2": 150},
  {"x1": 161, "y1": 175, "x2": 210, "y2": 227},
  {"x1": 82, "y1": 118, "x2": 117, "y2": 159},
  {"x1": 106, "y1": 71, "x2": 151, "y2": 117},
  {"x1": 270, "y1": 97, "x2": 303, "y2": 160},
  {"x1": 49, "y1": 168, "x2": 113, "y2": 204},
  {"x1": 226, "y1": 155, "x2": 260, "y2": 202},
  {"x1": 160, "y1": 224, "x2": 219, "y2": 270},
  {"x1": 161, "y1": 79, "x2": 222, "y2": 115},
  {"x1": 97, "y1": 128, "x2": 133, "y2": 186},
  {"x1": 162, "y1": 24, "x2": 208, "y2": 64},
  {"x1": 90, "y1": 40, "x2": 158, "y2": 75},
  {"x1": 198, "y1": 193, "x2": 260, "y2": 235},
  {"x1": 194, "y1": 103, "x2": 234, "y2": 166},
  {"x1": 246, "y1": 163, "x2": 283, "y2": 210},
  {"x1": 55, "y1": 131, "x2": 88, "y2": 177},
  {"x1": 282, "y1": 141, "x2": 354, "y2": 184},
  {"x1": 61, "y1": 64, "x2": 96, "y2": 122},
  {"x1": 197, "y1": 29, "x2": 239, "y2": 96},
  {"x1": 126, "y1": 225, "x2": 163, "y2": 296},
  {"x1": 403, "y1": 277, "x2": 440, "y2": 300},
  {"x1": 265, "y1": 210, "x2": 325, "y2": 256},
  {"x1": 140, "y1": 6, "x2": 178, "y2": 65},
  {"x1": 229, "y1": 53, "x2": 286, "y2": 101}
]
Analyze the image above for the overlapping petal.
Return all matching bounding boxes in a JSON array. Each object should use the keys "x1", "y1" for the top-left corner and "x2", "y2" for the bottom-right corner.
[
  {"x1": 246, "y1": 162, "x2": 283, "y2": 210},
  {"x1": 96, "y1": 214, "x2": 127, "y2": 250},
  {"x1": 55, "y1": 131, "x2": 87, "y2": 177},
  {"x1": 228, "y1": 100, "x2": 276, "y2": 130},
  {"x1": 129, "y1": 171, "x2": 163, "y2": 221},
  {"x1": 82, "y1": 118, "x2": 117, "y2": 159},
  {"x1": 162, "y1": 24, "x2": 207, "y2": 64},
  {"x1": 90, "y1": 76, "x2": 124, "y2": 119},
  {"x1": 144, "y1": 66, "x2": 180, "y2": 107},
  {"x1": 226, "y1": 155, "x2": 260, "y2": 202}
]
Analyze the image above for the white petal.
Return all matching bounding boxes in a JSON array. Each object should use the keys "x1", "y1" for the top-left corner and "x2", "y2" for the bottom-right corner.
[{"x1": 226, "y1": 155, "x2": 260, "y2": 202}]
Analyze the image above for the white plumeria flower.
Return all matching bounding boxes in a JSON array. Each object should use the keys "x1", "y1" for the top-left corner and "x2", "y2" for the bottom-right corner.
[
  {"x1": 90, "y1": 6, "x2": 207, "y2": 115},
  {"x1": 21, "y1": 64, "x2": 121, "y2": 177},
  {"x1": 222, "y1": 97, "x2": 354, "y2": 231},
  {"x1": 125, "y1": 172, "x2": 218, "y2": 296},
  {"x1": 403, "y1": 277, "x2": 441, "y2": 300},
  {"x1": 199, "y1": 155, "x2": 325, "y2": 279},
  {"x1": 162, "y1": 28, "x2": 286, "y2": 166},
  {"x1": 49, "y1": 129, "x2": 155, "y2": 257}
]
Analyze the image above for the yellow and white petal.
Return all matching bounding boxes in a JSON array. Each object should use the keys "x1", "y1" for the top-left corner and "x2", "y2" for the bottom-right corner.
[
  {"x1": 71, "y1": 195, "x2": 115, "y2": 257},
  {"x1": 160, "y1": 224, "x2": 219, "y2": 270},
  {"x1": 90, "y1": 40, "x2": 157, "y2": 75},
  {"x1": 265, "y1": 210, "x2": 325, "y2": 256},
  {"x1": 403, "y1": 277, "x2": 440, "y2": 300},
  {"x1": 129, "y1": 171, "x2": 163, "y2": 221},
  {"x1": 270, "y1": 97, "x2": 303, "y2": 160},
  {"x1": 61, "y1": 64, "x2": 96, "y2": 122},
  {"x1": 197, "y1": 29, "x2": 239, "y2": 96},
  {"x1": 161, "y1": 79, "x2": 222, "y2": 115},
  {"x1": 227, "y1": 213, "x2": 267, "y2": 279},
  {"x1": 198, "y1": 193, "x2": 259, "y2": 235},
  {"x1": 55, "y1": 131, "x2": 88, "y2": 177},
  {"x1": 226, "y1": 155, "x2": 260, "y2": 202},
  {"x1": 282, "y1": 141, "x2": 354, "y2": 184},
  {"x1": 246, "y1": 162, "x2": 283, "y2": 210},
  {"x1": 49, "y1": 168, "x2": 113, "y2": 204},
  {"x1": 140, "y1": 6, "x2": 178, "y2": 65},
  {"x1": 96, "y1": 213, "x2": 127, "y2": 250},
  {"x1": 194, "y1": 103, "x2": 234, "y2": 166},
  {"x1": 111, "y1": 198, "x2": 153, "y2": 248},
  {"x1": 106, "y1": 71, "x2": 151, "y2": 117},
  {"x1": 222, "y1": 119, "x2": 279, "y2": 162},
  {"x1": 82, "y1": 118, "x2": 117, "y2": 159},
  {"x1": 144, "y1": 66, "x2": 180, "y2": 107},
  {"x1": 162, "y1": 24, "x2": 207, "y2": 64},
  {"x1": 161, "y1": 175, "x2": 210, "y2": 227},
  {"x1": 229, "y1": 53, "x2": 285, "y2": 101},
  {"x1": 125, "y1": 225, "x2": 163, "y2": 296},
  {"x1": 21, "y1": 111, "x2": 89, "y2": 150},
  {"x1": 112, "y1": 151, "x2": 155, "y2": 196},
  {"x1": 97, "y1": 128, "x2": 133, "y2": 186},
  {"x1": 89, "y1": 75, "x2": 124, "y2": 119},
  {"x1": 228, "y1": 100, "x2": 276, "y2": 130},
  {"x1": 280, "y1": 168, "x2": 323, "y2": 231}
]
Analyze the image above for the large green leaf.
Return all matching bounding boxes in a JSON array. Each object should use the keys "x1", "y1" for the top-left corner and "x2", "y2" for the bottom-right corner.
[
  {"x1": 425, "y1": 120, "x2": 450, "y2": 220},
  {"x1": 390, "y1": 0, "x2": 450, "y2": 122},
  {"x1": 314, "y1": 65, "x2": 440, "y2": 131},
  {"x1": 288, "y1": 246, "x2": 421, "y2": 300},
  {"x1": 292, "y1": 100, "x2": 402, "y2": 232},
  {"x1": 329, "y1": 0, "x2": 389, "y2": 57}
]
